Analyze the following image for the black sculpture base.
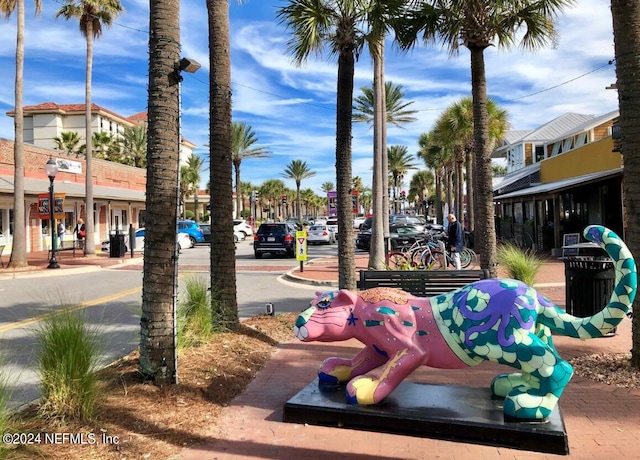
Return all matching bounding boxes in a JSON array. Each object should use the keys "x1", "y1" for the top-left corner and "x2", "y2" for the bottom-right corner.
[{"x1": 283, "y1": 379, "x2": 569, "y2": 455}]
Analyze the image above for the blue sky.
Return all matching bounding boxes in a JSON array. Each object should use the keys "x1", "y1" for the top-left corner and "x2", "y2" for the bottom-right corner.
[{"x1": 0, "y1": 0, "x2": 619, "y2": 194}]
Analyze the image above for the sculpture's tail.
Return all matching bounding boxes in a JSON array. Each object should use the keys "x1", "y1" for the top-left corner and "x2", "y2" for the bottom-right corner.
[{"x1": 541, "y1": 225, "x2": 637, "y2": 338}]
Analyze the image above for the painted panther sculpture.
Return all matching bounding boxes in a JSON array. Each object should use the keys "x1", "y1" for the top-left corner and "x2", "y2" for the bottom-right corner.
[{"x1": 294, "y1": 226, "x2": 637, "y2": 420}]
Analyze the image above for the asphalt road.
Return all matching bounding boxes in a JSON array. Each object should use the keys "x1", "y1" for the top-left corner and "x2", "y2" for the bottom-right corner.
[{"x1": 0, "y1": 239, "x2": 336, "y2": 409}]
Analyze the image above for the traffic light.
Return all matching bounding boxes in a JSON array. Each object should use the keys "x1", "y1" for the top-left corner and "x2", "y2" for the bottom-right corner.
[
  {"x1": 251, "y1": 190, "x2": 259, "y2": 202},
  {"x1": 281, "y1": 194, "x2": 287, "y2": 205},
  {"x1": 400, "y1": 190, "x2": 406, "y2": 201}
]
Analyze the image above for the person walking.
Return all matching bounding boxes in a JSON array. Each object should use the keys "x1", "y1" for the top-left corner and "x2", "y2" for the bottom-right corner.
[
  {"x1": 74, "y1": 218, "x2": 86, "y2": 248},
  {"x1": 57, "y1": 221, "x2": 66, "y2": 249},
  {"x1": 447, "y1": 213, "x2": 464, "y2": 270}
]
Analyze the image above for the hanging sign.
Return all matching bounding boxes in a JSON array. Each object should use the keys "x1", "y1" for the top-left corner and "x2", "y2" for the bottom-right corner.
[{"x1": 38, "y1": 193, "x2": 66, "y2": 219}]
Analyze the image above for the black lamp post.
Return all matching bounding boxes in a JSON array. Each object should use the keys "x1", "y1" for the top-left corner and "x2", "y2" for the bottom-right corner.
[{"x1": 45, "y1": 157, "x2": 59, "y2": 269}]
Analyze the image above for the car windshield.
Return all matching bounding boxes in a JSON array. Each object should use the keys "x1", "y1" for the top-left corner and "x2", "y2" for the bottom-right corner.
[
  {"x1": 258, "y1": 224, "x2": 287, "y2": 235},
  {"x1": 310, "y1": 225, "x2": 324, "y2": 231}
]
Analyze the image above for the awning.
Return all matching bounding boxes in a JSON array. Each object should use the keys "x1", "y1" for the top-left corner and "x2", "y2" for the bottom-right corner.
[
  {"x1": 494, "y1": 168, "x2": 622, "y2": 200},
  {"x1": 0, "y1": 175, "x2": 146, "y2": 201}
]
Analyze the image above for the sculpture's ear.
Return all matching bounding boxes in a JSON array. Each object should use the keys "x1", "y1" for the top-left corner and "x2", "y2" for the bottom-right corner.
[{"x1": 330, "y1": 290, "x2": 359, "y2": 309}]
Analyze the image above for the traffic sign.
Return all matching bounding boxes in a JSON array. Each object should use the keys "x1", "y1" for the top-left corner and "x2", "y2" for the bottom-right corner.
[{"x1": 296, "y1": 231, "x2": 307, "y2": 262}]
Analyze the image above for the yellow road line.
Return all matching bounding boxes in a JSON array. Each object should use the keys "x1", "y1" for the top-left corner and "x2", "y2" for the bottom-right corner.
[{"x1": 0, "y1": 286, "x2": 142, "y2": 334}]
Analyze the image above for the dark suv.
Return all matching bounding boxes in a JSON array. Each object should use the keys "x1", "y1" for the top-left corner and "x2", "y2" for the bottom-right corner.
[{"x1": 253, "y1": 222, "x2": 297, "y2": 258}]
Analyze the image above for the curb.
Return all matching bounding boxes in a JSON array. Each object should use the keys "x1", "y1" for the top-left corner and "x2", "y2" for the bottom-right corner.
[{"x1": 283, "y1": 268, "x2": 338, "y2": 288}]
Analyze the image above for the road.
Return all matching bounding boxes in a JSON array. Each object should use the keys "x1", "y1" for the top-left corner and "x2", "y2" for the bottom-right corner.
[{"x1": 0, "y1": 239, "x2": 337, "y2": 409}]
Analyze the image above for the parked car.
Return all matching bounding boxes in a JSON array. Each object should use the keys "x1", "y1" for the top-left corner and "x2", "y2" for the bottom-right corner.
[
  {"x1": 325, "y1": 218, "x2": 338, "y2": 236},
  {"x1": 353, "y1": 215, "x2": 366, "y2": 229},
  {"x1": 178, "y1": 220, "x2": 205, "y2": 246},
  {"x1": 307, "y1": 224, "x2": 336, "y2": 245},
  {"x1": 233, "y1": 219, "x2": 253, "y2": 238},
  {"x1": 253, "y1": 222, "x2": 296, "y2": 258},
  {"x1": 200, "y1": 223, "x2": 245, "y2": 243},
  {"x1": 101, "y1": 228, "x2": 192, "y2": 252},
  {"x1": 390, "y1": 214, "x2": 426, "y2": 233},
  {"x1": 356, "y1": 224, "x2": 425, "y2": 252}
]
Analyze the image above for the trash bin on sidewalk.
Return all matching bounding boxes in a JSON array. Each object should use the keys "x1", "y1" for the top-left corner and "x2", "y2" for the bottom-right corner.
[
  {"x1": 563, "y1": 257, "x2": 614, "y2": 317},
  {"x1": 109, "y1": 230, "x2": 126, "y2": 258}
]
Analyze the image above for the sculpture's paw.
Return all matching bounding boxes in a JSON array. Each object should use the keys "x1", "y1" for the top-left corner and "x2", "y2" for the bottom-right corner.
[
  {"x1": 318, "y1": 371, "x2": 339, "y2": 385},
  {"x1": 491, "y1": 373, "x2": 527, "y2": 398},
  {"x1": 345, "y1": 376, "x2": 380, "y2": 405},
  {"x1": 319, "y1": 357, "x2": 357, "y2": 384},
  {"x1": 503, "y1": 389, "x2": 558, "y2": 420}
]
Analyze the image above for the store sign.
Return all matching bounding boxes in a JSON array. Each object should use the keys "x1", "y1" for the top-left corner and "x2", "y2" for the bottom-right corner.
[
  {"x1": 56, "y1": 158, "x2": 83, "y2": 174},
  {"x1": 38, "y1": 193, "x2": 66, "y2": 219}
]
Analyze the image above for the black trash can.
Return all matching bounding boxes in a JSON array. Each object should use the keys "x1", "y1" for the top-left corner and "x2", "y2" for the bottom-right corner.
[
  {"x1": 563, "y1": 257, "x2": 615, "y2": 317},
  {"x1": 109, "y1": 230, "x2": 126, "y2": 258}
]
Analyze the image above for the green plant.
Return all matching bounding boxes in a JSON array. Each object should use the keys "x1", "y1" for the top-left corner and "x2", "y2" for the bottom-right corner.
[
  {"x1": 177, "y1": 275, "x2": 213, "y2": 348},
  {"x1": 497, "y1": 243, "x2": 543, "y2": 286},
  {"x1": 36, "y1": 309, "x2": 101, "y2": 423},
  {"x1": 185, "y1": 209, "x2": 196, "y2": 220}
]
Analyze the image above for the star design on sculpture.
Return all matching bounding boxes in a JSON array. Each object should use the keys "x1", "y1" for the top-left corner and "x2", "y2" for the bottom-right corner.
[{"x1": 347, "y1": 312, "x2": 359, "y2": 326}]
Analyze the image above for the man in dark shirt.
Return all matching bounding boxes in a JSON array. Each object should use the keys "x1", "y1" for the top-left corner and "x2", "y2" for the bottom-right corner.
[{"x1": 447, "y1": 213, "x2": 463, "y2": 270}]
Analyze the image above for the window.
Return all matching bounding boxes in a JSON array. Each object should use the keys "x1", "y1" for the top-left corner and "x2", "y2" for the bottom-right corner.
[
  {"x1": 535, "y1": 145, "x2": 545, "y2": 162},
  {"x1": 551, "y1": 143, "x2": 561, "y2": 157},
  {"x1": 575, "y1": 132, "x2": 588, "y2": 147}
]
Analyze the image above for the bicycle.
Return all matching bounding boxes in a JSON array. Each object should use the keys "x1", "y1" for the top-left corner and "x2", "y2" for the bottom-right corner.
[
  {"x1": 384, "y1": 237, "x2": 430, "y2": 270},
  {"x1": 415, "y1": 243, "x2": 477, "y2": 270}
]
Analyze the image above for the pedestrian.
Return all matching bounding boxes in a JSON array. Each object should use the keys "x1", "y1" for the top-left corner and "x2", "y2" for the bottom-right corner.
[
  {"x1": 74, "y1": 218, "x2": 86, "y2": 247},
  {"x1": 57, "y1": 221, "x2": 66, "y2": 248},
  {"x1": 446, "y1": 213, "x2": 463, "y2": 270}
]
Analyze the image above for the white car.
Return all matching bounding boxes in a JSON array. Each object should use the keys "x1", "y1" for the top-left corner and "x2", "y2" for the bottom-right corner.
[
  {"x1": 353, "y1": 216, "x2": 366, "y2": 229},
  {"x1": 325, "y1": 218, "x2": 338, "y2": 236},
  {"x1": 101, "y1": 229, "x2": 192, "y2": 252},
  {"x1": 233, "y1": 219, "x2": 253, "y2": 238},
  {"x1": 307, "y1": 224, "x2": 336, "y2": 245}
]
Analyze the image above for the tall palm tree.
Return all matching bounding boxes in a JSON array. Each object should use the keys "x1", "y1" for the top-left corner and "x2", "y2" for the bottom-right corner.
[
  {"x1": 56, "y1": 0, "x2": 123, "y2": 256},
  {"x1": 409, "y1": 169, "x2": 434, "y2": 213},
  {"x1": 121, "y1": 125, "x2": 147, "y2": 168},
  {"x1": 53, "y1": 131, "x2": 84, "y2": 155},
  {"x1": 396, "y1": 0, "x2": 574, "y2": 277},
  {"x1": 92, "y1": 130, "x2": 116, "y2": 160},
  {"x1": 320, "y1": 181, "x2": 335, "y2": 194},
  {"x1": 418, "y1": 130, "x2": 451, "y2": 224},
  {"x1": 185, "y1": 153, "x2": 205, "y2": 221},
  {"x1": 139, "y1": 0, "x2": 180, "y2": 383},
  {"x1": 260, "y1": 179, "x2": 287, "y2": 220},
  {"x1": 278, "y1": 0, "x2": 370, "y2": 290},
  {"x1": 1, "y1": 0, "x2": 41, "y2": 268},
  {"x1": 387, "y1": 145, "x2": 417, "y2": 213},
  {"x1": 353, "y1": 81, "x2": 418, "y2": 126},
  {"x1": 206, "y1": 0, "x2": 239, "y2": 330},
  {"x1": 282, "y1": 159, "x2": 316, "y2": 225},
  {"x1": 353, "y1": 79, "x2": 418, "y2": 268},
  {"x1": 231, "y1": 121, "x2": 270, "y2": 218},
  {"x1": 611, "y1": 0, "x2": 640, "y2": 367}
]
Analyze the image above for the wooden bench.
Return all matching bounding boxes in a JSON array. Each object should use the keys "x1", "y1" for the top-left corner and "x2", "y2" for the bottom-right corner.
[{"x1": 358, "y1": 269, "x2": 491, "y2": 297}]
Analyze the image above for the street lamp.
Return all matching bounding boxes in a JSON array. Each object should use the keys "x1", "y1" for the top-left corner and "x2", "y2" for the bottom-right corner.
[{"x1": 45, "y1": 157, "x2": 59, "y2": 269}]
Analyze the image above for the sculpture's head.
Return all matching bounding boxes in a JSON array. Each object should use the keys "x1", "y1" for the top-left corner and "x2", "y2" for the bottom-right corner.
[{"x1": 294, "y1": 290, "x2": 359, "y2": 342}]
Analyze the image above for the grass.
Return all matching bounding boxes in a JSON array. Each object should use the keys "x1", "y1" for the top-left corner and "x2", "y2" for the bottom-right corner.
[
  {"x1": 496, "y1": 243, "x2": 543, "y2": 286},
  {"x1": 35, "y1": 309, "x2": 101, "y2": 424},
  {"x1": 177, "y1": 274, "x2": 213, "y2": 348}
]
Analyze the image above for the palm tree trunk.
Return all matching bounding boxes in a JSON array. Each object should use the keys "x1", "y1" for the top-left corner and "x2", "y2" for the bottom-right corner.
[
  {"x1": 612, "y1": 0, "x2": 640, "y2": 367},
  {"x1": 470, "y1": 46, "x2": 497, "y2": 277},
  {"x1": 84, "y1": 26, "x2": 95, "y2": 255},
  {"x1": 9, "y1": 0, "x2": 27, "y2": 268},
  {"x1": 466, "y1": 148, "x2": 474, "y2": 233},
  {"x1": 235, "y1": 163, "x2": 242, "y2": 219},
  {"x1": 140, "y1": 0, "x2": 181, "y2": 383},
  {"x1": 207, "y1": 0, "x2": 238, "y2": 328},
  {"x1": 369, "y1": 37, "x2": 385, "y2": 269},
  {"x1": 336, "y1": 49, "x2": 356, "y2": 290}
]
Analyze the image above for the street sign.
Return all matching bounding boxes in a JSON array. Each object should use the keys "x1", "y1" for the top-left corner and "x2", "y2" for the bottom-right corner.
[{"x1": 296, "y1": 231, "x2": 307, "y2": 262}]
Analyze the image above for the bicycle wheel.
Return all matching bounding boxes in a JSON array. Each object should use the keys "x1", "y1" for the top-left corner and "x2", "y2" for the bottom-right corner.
[
  {"x1": 385, "y1": 251, "x2": 412, "y2": 270},
  {"x1": 422, "y1": 249, "x2": 444, "y2": 270},
  {"x1": 460, "y1": 248, "x2": 476, "y2": 268}
]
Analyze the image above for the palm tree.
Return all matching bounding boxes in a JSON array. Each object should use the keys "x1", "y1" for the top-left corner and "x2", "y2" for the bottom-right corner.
[
  {"x1": 387, "y1": 145, "x2": 417, "y2": 213},
  {"x1": 282, "y1": 159, "x2": 316, "y2": 225},
  {"x1": 206, "y1": 0, "x2": 238, "y2": 330},
  {"x1": 121, "y1": 125, "x2": 147, "y2": 168},
  {"x1": 396, "y1": 0, "x2": 573, "y2": 277},
  {"x1": 92, "y1": 130, "x2": 116, "y2": 160},
  {"x1": 278, "y1": 0, "x2": 370, "y2": 290},
  {"x1": 231, "y1": 121, "x2": 270, "y2": 219},
  {"x1": 353, "y1": 79, "x2": 418, "y2": 268},
  {"x1": 185, "y1": 154, "x2": 205, "y2": 221},
  {"x1": 409, "y1": 169, "x2": 434, "y2": 214},
  {"x1": 611, "y1": 0, "x2": 640, "y2": 367},
  {"x1": 53, "y1": 131, "x2": 84, "y2": 155},
  {"x1": 353, "y1": 81, "x2": 418, "y2": 126},
  {"x1": 1, "y1": 0, "x2": 41, "y2": 269},
  {"x1": 320, "y1": 181, "x2": 335, "y2": 195},
  {"x1": 139, "y1": 0, "x2": 180, "y2": 382},
  {"x1": 418, "y1": 130, "x2": 451, "y2": 225},
  {"x1": 260, "y1": 179, "x2": 287, "y2": 220},
  {"x1": 56, "y1": 0, "x2": 123, "y2": 256}
]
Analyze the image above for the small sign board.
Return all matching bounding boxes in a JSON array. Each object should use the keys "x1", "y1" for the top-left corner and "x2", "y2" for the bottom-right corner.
[
  {"x1": 296, "y1": 231, "x2": 307, "y2": 261},
  {"x1": 562, "y1": 233, "x2": 580, "y2": 257}
]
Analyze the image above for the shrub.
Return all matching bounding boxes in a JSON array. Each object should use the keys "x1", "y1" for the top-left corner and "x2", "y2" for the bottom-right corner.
[
  {"x1": 36, "y1": 309, "x2": 101, "y2": 423},
  {"x1": 177, "y1": 275, "x2": 213, "y2": 348},
  {"x1": 497, "y1": 243, "x2": 543, "y2": 286}
]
